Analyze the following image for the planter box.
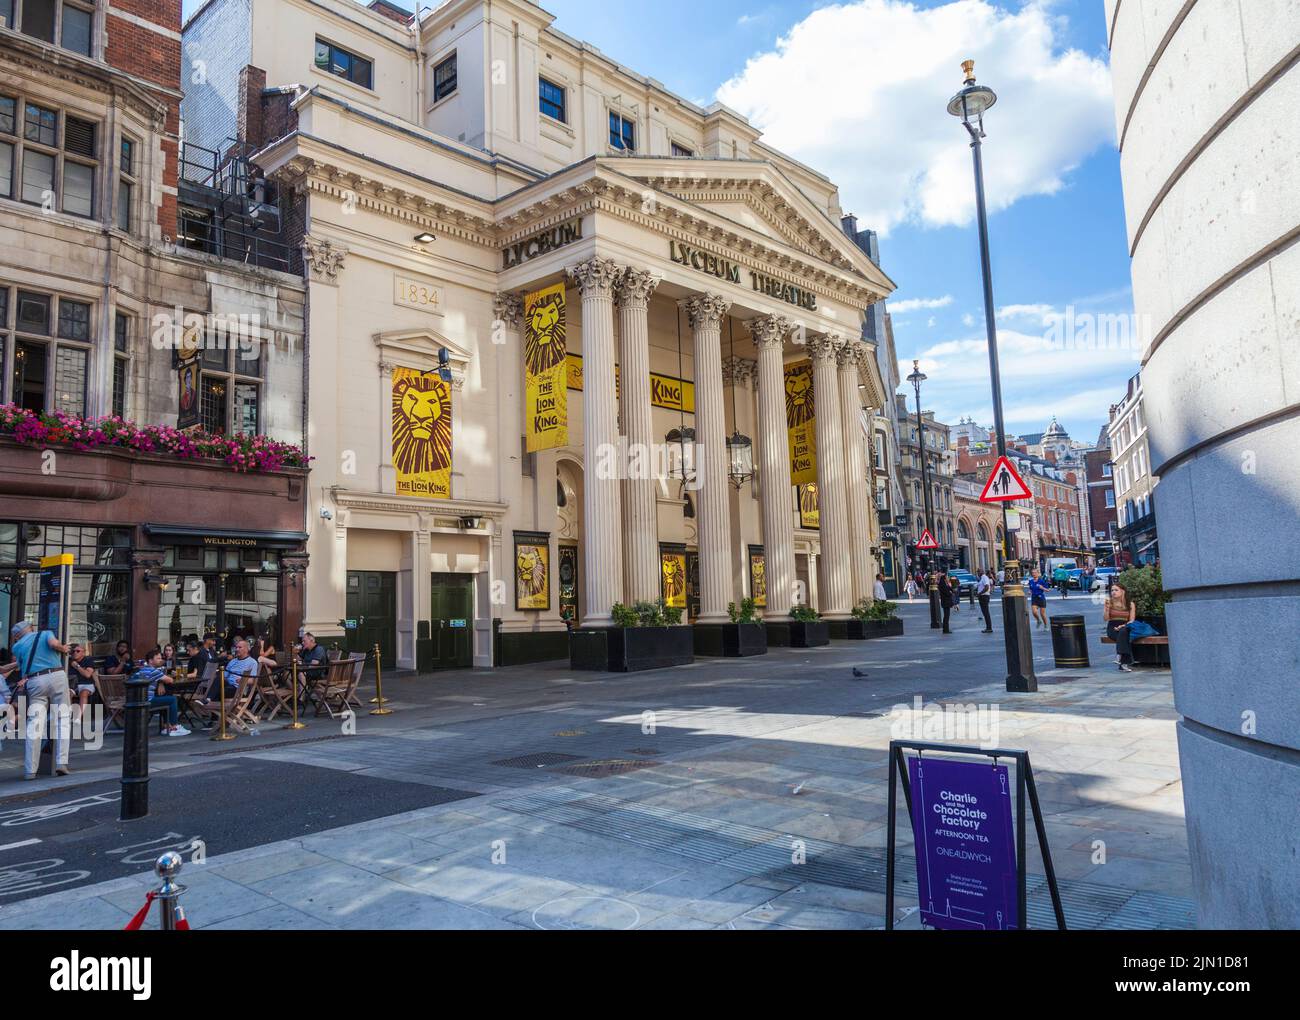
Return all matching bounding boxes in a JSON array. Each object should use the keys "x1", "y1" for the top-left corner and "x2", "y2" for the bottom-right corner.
[
  {"x1": 790, "y1": 620, "x2": 830, "y2": 647},
  {"x1": 859, "y1": 617, "x2": 904, "y2": 639},
  {"x1": 694, "y1": 622, "x2": 767, "y2": 657},
  {"x1": 570, "y1": 625, "x2": 694, "y2": 672}
]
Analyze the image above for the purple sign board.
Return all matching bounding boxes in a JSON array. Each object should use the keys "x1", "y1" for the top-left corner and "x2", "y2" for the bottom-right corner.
[{"x1": 907, "y1": 756, "x2": 1018, "y2": 930}]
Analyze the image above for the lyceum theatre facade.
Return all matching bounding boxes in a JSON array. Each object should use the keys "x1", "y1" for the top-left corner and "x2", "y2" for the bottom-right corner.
[{"x1": 183, "y1": 0, "x2": 893, "y2": 670}]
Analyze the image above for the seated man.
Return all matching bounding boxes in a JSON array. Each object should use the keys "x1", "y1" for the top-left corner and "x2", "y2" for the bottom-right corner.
[
  {"x1": 297, "y1": 632, "x2": 329, "y2": 680},
  {"x1": 186, "y1": 633, "x2": 220, "y2": 681},
  {"x1": 136, "y1": 648, "x2": 190, "y2": 737}
]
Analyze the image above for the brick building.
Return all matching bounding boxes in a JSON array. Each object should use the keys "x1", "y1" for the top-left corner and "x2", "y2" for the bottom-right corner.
[{"x1": 0, "y1": 2, "x2": 309, "y2": 655}]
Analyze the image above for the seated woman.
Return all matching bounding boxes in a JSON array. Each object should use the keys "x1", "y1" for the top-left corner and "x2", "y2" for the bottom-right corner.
[{"x1": 255, "y1": 633, "x2": 279, "y2": 672}]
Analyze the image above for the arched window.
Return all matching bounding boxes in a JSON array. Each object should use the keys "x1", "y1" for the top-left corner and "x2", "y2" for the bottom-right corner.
[{"x1": 957, "y1": 519, "x2": 970, "y2": 541}]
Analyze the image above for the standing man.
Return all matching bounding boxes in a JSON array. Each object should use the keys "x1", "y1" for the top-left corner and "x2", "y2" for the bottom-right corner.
[
  {"x1": 977, "y1": 569, "x2": 994, "y2": 633},
  {"x1": 10, "y1": 620, "x2": 73, "y2": 780}
]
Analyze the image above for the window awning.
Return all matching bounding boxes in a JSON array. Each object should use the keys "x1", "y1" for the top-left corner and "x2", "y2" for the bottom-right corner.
[{"x1": 144, "y1": 525, "x2": 308, "y2": 549}]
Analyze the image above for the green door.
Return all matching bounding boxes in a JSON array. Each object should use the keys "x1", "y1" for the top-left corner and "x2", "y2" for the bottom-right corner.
[
  {"x1": 345, "y1": 571, "x2": 397, "y2": 668},
  {"x1": 430, "y1": 573, "x2": 473, "y2": 669}
]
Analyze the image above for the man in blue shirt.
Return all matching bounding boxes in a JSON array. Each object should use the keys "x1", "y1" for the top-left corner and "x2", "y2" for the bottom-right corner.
[
  {"x1": 10, "y1": 620, "x2": 73, "y2": 779},
  {"x1": 136, "y1": 648, "x2": 190, "y2": 737}
]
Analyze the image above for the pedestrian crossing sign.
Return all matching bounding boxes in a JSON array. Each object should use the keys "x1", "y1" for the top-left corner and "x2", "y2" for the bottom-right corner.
[
  {"x1": 980, "y1": 456, "x2": 1032, "y2": 502},
  {"x1": 916, "y1": 529, "x2": 939, "y2": 550}
]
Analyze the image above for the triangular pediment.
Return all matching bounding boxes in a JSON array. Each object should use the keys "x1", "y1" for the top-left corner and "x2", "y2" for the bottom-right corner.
[
  {"x1": 374, "y1": 328, "x2": 472, "y2": 386},
  {"x1": 609, "y1": 160, "x2": 895, "y2": 298}
]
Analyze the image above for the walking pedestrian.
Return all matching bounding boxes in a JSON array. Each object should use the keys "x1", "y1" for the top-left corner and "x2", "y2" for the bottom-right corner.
[
  {"x1": 873, "y1": 572, "x2": 887, "y2": 602},
  {"x1": 10, "y1": 620, "x2": 73, "y2": 779},
  {"x1": 937, "y1": 571, "x2": 955, "y2": 634},
  {"x1": 977, "y1": 569, "x2": 994, "y2": 633},
  {"x1": 1027, "y1": 568, "x2": 1051, "y2": 628},
  {"x1": 904, "y1": 575, "x2": 918, "y2": 601},
  {"x1": 1103, "y1": 580, "x2": 1137, "y2": 672}
]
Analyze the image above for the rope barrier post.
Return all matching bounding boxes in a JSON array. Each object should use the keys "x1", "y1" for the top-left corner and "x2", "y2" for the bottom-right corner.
[
  {"x1": 154, "y1": 851, "x2": 188, "y2": 931},
  {"x1": 120, "y1": 675, "x2": 152, "y2": 820},
  {"x1": 285, "y1": 651, "x2": 306, "y2": 730},
  {"x1": 210, "y1": 663, "x2": 235, "y2": 742},
  {"x1": 370, "y1": 643, "x2": 392, "y2": 716}
]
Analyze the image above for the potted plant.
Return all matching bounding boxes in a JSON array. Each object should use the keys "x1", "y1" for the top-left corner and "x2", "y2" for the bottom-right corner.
[
  {"x1": 788, "y1": 604, "x2": 829, "y2": 648},
  {"x1": 571, "y1": 598, "x2": 694, "y2": 672},
  {"x1": 846, "y1": 597, "x2": 904, "y2": 639},
  {"x1": 721, "y1": 598, "x2": 767, "y2": 657}
]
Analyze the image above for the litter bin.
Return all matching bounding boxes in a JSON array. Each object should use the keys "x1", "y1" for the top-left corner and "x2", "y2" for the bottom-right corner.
[{"x1": 1049, "y1": 614, "x2": 1090, "y2": 668}]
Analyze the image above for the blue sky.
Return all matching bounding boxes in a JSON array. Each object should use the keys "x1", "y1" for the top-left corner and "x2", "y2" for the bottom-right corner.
[{"x1": 180, "y1": 0, "x2": 1135, "y2": 442}]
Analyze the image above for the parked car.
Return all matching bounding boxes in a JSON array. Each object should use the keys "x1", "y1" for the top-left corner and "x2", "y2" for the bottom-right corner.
[
  {"x1": 948, "y1": 570, "x2": 979, "y2": 598},
  {"x1": 1091, "y1": 566, "x2": 1118, "y2": 591}
]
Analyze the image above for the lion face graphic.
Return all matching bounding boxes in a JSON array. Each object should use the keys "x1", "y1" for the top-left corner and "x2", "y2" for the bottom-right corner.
[
  {"x1": 800, "y1": 483, "x2": 819, "y2": 515},
  {"x1": 662, "y1": 557, "x2": 686, "y2": 601},
  {"x1": 751, "y1": 557, "x2": 766, "y2": 598},
  {"x1": 516, "y1": 547, "x2": 547, "y2": 598},
  {"x1": 392, "y1": 374, "x2": 451, "y2": 476},
  {"x1": 785, "y1": 366, "x2": 814, "y2": 426},
  {"x1": 525, "y1": 292, "x2": 565, "y2": 375}
]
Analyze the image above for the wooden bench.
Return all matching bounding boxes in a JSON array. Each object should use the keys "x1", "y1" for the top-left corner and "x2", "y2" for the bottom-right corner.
[{"x1": 1100, "y1": 633, "x2": 1170, "y2": 666}]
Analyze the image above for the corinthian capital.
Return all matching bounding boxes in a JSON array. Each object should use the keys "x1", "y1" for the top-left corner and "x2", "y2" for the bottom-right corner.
[
  {"x1": 493, "y1": 291, "x2": 524, "y2": 327},
  {"x1": 747, "y1": 314, "x2": 790, "y2": 349},
  {"x1": 837, "y1": 339, "x2": 872, "y2": 370},
  {"x1": 680, "y1": 293, "x2": 731, "y2": 330},
  {"x1": 722, "y1": 357, "x2": 758, "y2": 387},
  {"x1": 615, "y1": 267, "x2": 661, "y2": 308},
  {"x1": 567, "y1": 256, "x2": 623, "y2": 297},
  {"x1": 807, "y1": 332, "x2": 845, "y2": 363}
]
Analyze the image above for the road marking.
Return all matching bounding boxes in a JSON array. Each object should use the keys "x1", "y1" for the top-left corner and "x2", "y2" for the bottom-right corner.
[{"x1": 0, "y1": 838, "x2": 41, "y2": 852}]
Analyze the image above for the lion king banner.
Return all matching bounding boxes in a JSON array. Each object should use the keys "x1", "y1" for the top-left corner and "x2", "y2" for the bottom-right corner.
[
  {"x1": 514, "y1": 532, "x2": 551, "y2": 611},
  {"x1": 392, "y1": 365, "x2": 452, "y2": 499},
  {"x1": 660, "y1": 549, "x2": 687, "y2": 609},
  {"x1": 784, "y1": 360, "x2": 816, "y2": 485},
  {"x1": 524, "y1": 283, "x2": 568, "y2": 451}
]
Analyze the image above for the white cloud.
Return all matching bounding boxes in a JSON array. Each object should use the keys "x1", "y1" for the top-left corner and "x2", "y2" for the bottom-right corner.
[
  {"x1": 961, "y1": 312, "x2": 975, "y2": 327},
  {"x1": 997, "y1": 303, "x2": 1055, "y2": 323},
  {"x1": 716, "y1": 0, "x2": 1114, "y2": 233},
  {"x1": 889, "y1": 294, "x2": 953, "y2": 314}
]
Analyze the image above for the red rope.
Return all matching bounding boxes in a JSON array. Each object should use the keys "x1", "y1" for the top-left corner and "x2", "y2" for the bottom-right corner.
[{"x1": 123, "y1": 890, "x2": 190, "y2": 930}]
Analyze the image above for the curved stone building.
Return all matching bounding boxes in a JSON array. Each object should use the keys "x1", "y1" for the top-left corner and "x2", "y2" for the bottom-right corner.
[{"x1": 1107, "y1": 0, "x2": 1300, "y2": 926}]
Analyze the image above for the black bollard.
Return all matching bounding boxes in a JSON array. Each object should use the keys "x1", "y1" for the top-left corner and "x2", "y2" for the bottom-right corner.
[{"x1": 121, "y1": 676, "x2": 151, "y2": 820}]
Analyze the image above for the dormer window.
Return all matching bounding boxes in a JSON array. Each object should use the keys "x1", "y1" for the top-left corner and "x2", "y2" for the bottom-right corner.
[
  {"x1": 609, "y1": 112, "x2": 635, "y2": 152},
  {"x1": 671, "y1": 141, "x2": 693, "y2": 157}
]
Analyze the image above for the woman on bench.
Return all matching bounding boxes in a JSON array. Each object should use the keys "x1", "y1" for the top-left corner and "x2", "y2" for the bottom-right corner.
[{"x1": 1103, "y1": 580, "x2": 1137, "y2": 672}]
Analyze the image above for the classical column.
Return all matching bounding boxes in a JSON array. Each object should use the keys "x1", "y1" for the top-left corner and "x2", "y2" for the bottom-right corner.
[
  {"x1": 809, "y1": 333, "x2": 852, "y2": 618},
  {"x1": 838, "y1": 342, "x2": 875, "y2": 605},
  {"x1": 750, "y1": 315, "x2": 795, "y2": 619},
  {"x1": 616, "y1": 268, "x2": 661, "y2": 604},
  {"x1": 493, "y1": 292, "x2": 525, "y2": 508},
  {"x1": 567, "y1": 257, "x2": 624, "y2": 626},
  {"x1": 682, "y1": 293, "x2": 733, "y2": 623}
]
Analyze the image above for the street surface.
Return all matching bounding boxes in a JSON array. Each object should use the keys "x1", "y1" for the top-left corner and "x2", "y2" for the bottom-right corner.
[{"x1": 0, "y1": 595, "x2": 1193, "y2": 930}]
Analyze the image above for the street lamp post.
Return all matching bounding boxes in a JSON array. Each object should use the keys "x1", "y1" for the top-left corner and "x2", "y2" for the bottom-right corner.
[
  {"x1": 948, "y1": 60, "x2": 1036, "y2": 691},
  {"x1": 907, "y1": 360, "x2": 942, "y2": 630}
]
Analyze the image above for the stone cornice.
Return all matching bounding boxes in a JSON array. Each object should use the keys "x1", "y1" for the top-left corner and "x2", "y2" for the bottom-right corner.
[{"x1": 333, "y1": 490, "x2": 508, "y2": 519}]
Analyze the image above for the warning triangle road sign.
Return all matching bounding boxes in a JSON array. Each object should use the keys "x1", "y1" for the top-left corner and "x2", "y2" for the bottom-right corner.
[
  {"x1": 916, "y1": 528, "x2": 939, "y2": 550},
  {"x1": 980, "y1": 456, "x2": 1032, "y2": 502}
]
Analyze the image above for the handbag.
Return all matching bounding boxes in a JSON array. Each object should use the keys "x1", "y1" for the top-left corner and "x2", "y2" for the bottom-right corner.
[{"x1": 1127, "y1": 620, "x2": 1158, "y2": 640}]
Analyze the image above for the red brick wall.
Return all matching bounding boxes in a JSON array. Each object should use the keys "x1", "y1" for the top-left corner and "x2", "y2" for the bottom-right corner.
[{"x1": 104, "y1": 1, "x2": 183, "y2": 237}]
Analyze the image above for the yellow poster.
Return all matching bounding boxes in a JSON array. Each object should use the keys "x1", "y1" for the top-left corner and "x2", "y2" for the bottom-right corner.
[
  {"x1": 514, "y1": 537, "x2": 550, "y2": 611},
  {"x1": 785, "y1": 360, "x2": 816, "y2": 484},
  {"x1": 798, "y1": 482, "x2": 820, "y2": 529},
  {"x1": 392, "y1": 365, "x2": 452, "y2": 499},
  {"x1": 661, "y1": 551, "x2": 687, "y2": 609},
  {"x1": 525, "y1": 283, "x2": 568, "y2": 451},
  {"x1": 749, "y1": 549, "x2": 767, "y2": 608},
  {"x1": 566, "y1": 353, "x2": 692, "y2": 413}
]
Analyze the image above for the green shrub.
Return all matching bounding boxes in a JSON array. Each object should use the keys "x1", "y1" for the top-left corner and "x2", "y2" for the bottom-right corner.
[
  {"x1": 852, "y1": 597, "x2": 898, "y2": 621},
  {"x1": 789, "y1": 603, "x2": 821, "y2": 622},
  {"x1": 728, "y1": 598, "x2": 760, "y2": 624},
  {"x1": 613, "y1": 599, "x2": 683, "y2": 627},
  {"x1": 1115, "y1": 564, "x2": 1168, "y2": 617}
]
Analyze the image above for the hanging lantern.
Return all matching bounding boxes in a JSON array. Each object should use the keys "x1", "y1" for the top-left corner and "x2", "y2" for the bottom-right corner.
[
  {"x1": 726, "y1": 430, "x2": 754, "y2": 489},
  {"x1": 665, "y1": 426, "x2": 696, "y2": 482}
]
